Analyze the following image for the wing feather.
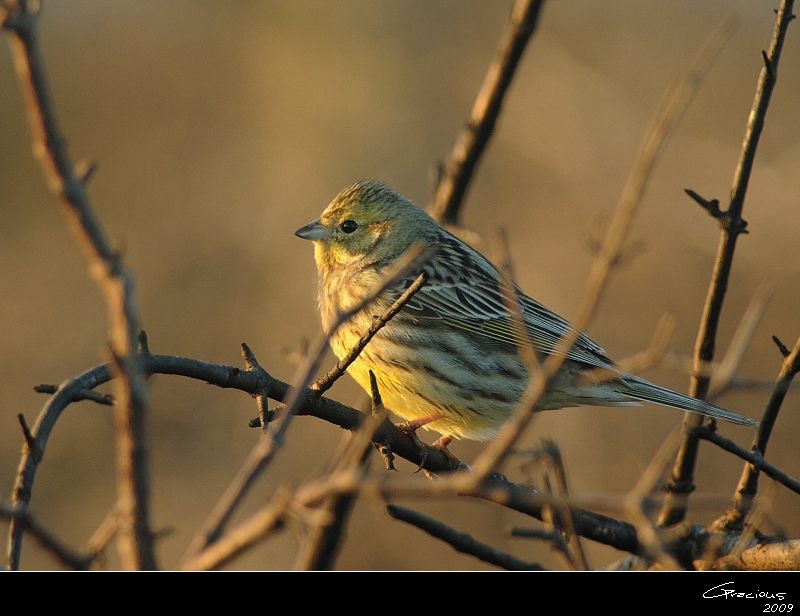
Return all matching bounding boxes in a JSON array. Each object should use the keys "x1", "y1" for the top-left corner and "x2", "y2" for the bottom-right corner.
[{"x1": 395, "y1": 237, "x2": 613, "y2": 369}]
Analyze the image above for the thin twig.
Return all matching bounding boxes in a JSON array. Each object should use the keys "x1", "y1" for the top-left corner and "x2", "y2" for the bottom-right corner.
[
  {"x1": 0, "y1": 504, "x2": 93, "y2": 570},
  {"x1": 311, "y1": 269, "x2": 431, "y2": 395},
  {"x1": 538, "y1": 441, "x2": 589, "y2": 570},
  {"x1": 182, "y1": 247, "x2": 435, "y2": 563},
  {"x1": 429, "y1": 0, "x2": 544, "y2": 225},
  {"x1": 624, "y1": 428, "x2": 683, "y2": 569},
  {"x1": 659, "y1": 1, "x2": 794, "y2": 527},
  {"x1": 3, "y1": 1, "x2": 153, "y2": 569},
  {"x1": 465, "y1": 14, "x2": 731, "y2": 487},
  {"x1": 712, "y1": 335, "x2": 800, "y2": 529},
  {"x1": 386, "y1": 504, "x2": 544, "y2": 570},
  {"x1": 33, "y1": 383, "x2": 114, "y2": 406},
  {"x1": 84, "y1": 508, "x2": 120, "y2": 565},
  {"x1": 696, "y1": 425, "x2": 800, "y2": 496}
]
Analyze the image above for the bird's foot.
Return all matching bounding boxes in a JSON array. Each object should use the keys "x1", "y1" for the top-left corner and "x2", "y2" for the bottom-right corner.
[{"x1": 397, "y1": 413, "x2": 443, "y2": 473}]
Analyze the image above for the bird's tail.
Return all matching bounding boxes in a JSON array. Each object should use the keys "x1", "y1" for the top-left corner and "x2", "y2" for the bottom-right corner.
[{"x1": 616, "y1": 375, "x2": 757, "y2": 427}]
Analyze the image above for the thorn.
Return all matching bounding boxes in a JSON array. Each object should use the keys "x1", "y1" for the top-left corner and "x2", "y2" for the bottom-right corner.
[
  {"x1": 33, "y1": 384, "x2": 57, "y2": 394},
  {"x1": 368, "y1": 370, "x2": 385, "y2": 418},
  {"x1": 241, "y1": 342, "x2": 257, "y2": 369},
  {"x1": 74, "y1": 159, "x2": 97, "y2": 183},
  {"x1": 761, "y1": 50, "x2": 774, "y2": 78},
  {"x1": 18, "y1": 414, "x2": 36, "y2": 451},
  {"x1": 772, "y1": 335, "x2": 790, "y2": 358},
  {"x1": 259, "y1": 405, "x2": 276, "y2": 433},
  {"x1": 685, "y1": 188, "x2": 723, "y2": 218},
  {"x1": 137, "y1": 330, "x2": 150, "y2": 355},
  {"x1": 152, "y1": 526, "x2": 175, "y2": 542}
]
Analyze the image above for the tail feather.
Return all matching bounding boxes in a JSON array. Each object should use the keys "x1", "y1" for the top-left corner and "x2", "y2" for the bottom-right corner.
[{"x1": 617, "y1": 375, "x2": 757, "y2": 427}]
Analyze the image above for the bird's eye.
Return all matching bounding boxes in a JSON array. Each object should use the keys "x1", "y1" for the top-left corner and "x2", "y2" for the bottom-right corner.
[{"x1": 341, "y1": 220, "x2": 359, "y2": 234}]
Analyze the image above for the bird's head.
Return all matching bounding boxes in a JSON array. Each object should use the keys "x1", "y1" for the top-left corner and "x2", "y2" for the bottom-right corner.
[{"x1": 295, "y1": 180, "x2": 436, "y2": 270}]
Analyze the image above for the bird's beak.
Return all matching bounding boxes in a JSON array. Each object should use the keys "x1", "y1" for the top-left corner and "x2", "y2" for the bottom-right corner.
[{"x1": 294, "y1": 219, "x2": 327, "y2": 241}]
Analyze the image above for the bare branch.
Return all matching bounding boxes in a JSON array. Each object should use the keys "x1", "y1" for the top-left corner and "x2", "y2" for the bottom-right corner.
[
  {"x1": 696, "y1": 425, "x2": 800, "y2": 496},
  {"x1": 736, "y1": 538, "x2": 800, "y2": 571},
  {"x1": 386, "y1": 504, "x2": 544, "y2": 570},
  {"x1": 3, "y1": 1, "x2": 153, "y2": 569},
  {"x1": 0, "y1": 504, "x2": 93, "y2": 570},
  {"x1": 33, "y1": 383, "x2": 114, "y2": 406},
  {"x1": 182, "y1": 246, "x2": 435, "y2": 563},
  {"x1": 179, "y1": 485, "x2": 294, "y2": 571},
  {"x1": 660, "y1": 0, "x2": 795, "y2": 527},
  {"x1": 429, "y1": 0, "x2": 544, "y2": 225},
  {"x1": 712, "y1": 335, "x2": 800, "y2": 529},
  {"x1": 466, "y1": 13, "x2": 730, "y2": 486},
  {"x1": 311, "y1": 268, "x2": 431, "y2": 396}
]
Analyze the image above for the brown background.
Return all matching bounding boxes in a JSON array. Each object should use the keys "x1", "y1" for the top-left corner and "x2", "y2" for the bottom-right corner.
[{"x1": 1, "y1": 0, "x2": 798, "y2": 570}]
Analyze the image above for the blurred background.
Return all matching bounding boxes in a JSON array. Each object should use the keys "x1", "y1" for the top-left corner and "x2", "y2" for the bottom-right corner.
[{"x1": 1, "y1": 0, "x2": 799, "y2": 570}]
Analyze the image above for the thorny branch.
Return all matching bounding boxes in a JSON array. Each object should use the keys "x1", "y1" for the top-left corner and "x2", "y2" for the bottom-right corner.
[
  {"x1": 658, "y1": 0, "x2": 795, "y2": 527},
  {"x1": 4, "y1": 2, "x2": 798, "y2": 572},
  {"x1": 711, "y1": 335, "x2": 800, "y2": 530},
  {"x1": 2, "y1": 0, "x2": 153, "y2": 570},
  {"x1": 182, "y1": 248, "x2": 434, "y2": 563},
  {"x1": 464, "y1": 12, "x2": 737, "y2": 488}
]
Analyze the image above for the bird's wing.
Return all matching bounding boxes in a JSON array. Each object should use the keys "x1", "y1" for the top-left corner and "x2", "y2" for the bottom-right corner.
[{"x1": 395, "y1": 243, "x2": 613, "y2": 369}]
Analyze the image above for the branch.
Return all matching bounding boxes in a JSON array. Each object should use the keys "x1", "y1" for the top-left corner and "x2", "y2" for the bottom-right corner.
[
  {"x1": 0, "y1": 504, "x2": 94, "y2": 570},
  {"x1": 696, "y1": 425, "x2": 800, "y2": 496},
  {"x1": 465, "y1": 12, "x2": 731, "y2": 486},
  {"x1": 3, "y1": 1, "x2": 153, "y2": 569},
  {"x1": 429, "y1": 0, "x2": 544, "y2": 225},
  {"x1": 659, "y1": 1, "x2": 795, "y2": 527},
  {"x1": 386, "y1": 505, "x2": 544, "y2": 570},
  {"x1": 183, "y1": 248, "x2": 435, "y2": 562},
  {"x1": 710, "y1": 335, "x2": 800, "y2": 529}
]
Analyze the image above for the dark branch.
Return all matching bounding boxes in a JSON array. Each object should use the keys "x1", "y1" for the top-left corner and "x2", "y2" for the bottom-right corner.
[
  {"x1": 34, "y1": 383, "x2": 114, "y2": 406},
  {"x1": 312, "y1": 271, "x2": 429, "y2": 396},
  {"x1": 387, "y1": 504, "x2": 545, "y2": 570},
  {"x1": 696, "y1": 425, "x2": 800, "y2": 496},
  {"x1": 1, "y1": 504, "x2": 94, "y2": 570},
  {"x1": 659, "y1": 0, "x2": 795, "y2": 527},
  {"x1": 712, "y1": 335, "x2": 800, "y2": 529}
]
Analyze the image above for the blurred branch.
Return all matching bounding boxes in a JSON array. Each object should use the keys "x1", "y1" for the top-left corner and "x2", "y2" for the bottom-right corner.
[
  {"x1": 731, "y1": 538, "x2": 800, "y2": 571},
  {"x1": 179, "y1": 485, "x2": 294, "y2": 571},
  {"x1": 386, "y1": 504, "x2": 545, "y2": 570},
  {"x1": 294, "y1": 409, "x2": 379, "y2": 570},
  {"x1": 33, "y1": 383, "x2": 114, "y2": 406},
  {"x1": 708, "y1": 281, "x2": 774, "y2": 397},
  {"x1": 659, "y1": 1, "x2": 795, "y2": 527},
  {"x1": 183, "y1": 249, "x2": 434, "y2": 563},
  {"x1": 429, "y1": 0, "x2": 544, "y2": 226},
  {"x1": 465, "y1": 12, "x2": 732, "y2": 487},
  {"x1": 3, "y1": 0, "x2": 152, "y2": 569}
]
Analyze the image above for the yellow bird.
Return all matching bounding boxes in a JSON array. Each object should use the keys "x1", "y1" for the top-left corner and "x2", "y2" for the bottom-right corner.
[{"x1": 296, "y1": 180, "x2": 756, "y2": 442}]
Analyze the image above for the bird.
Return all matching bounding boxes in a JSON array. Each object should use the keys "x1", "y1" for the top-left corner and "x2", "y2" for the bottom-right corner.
[{"x1": 295, "y1": 180, "x2": 756, "y2": 443}]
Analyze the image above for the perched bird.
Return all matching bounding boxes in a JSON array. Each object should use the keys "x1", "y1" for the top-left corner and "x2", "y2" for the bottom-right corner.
[{"x1": 295, "y1": 180, "x2": 756, "y2": 442}]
